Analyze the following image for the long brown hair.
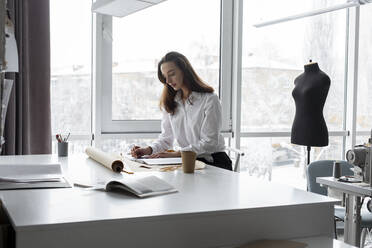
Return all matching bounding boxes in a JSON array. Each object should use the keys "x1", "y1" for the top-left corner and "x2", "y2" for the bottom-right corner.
[{"x1": 158, "y1": 51, "x2": 214, "y2": 115}]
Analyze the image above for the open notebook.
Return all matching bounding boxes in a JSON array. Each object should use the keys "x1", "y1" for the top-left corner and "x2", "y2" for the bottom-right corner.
[
  {"x1": 76, "y1": 175, "x2": 178, "y2": 198},
  {"x1": 0, "y1": 163, "x2": 71, "y2": 190},
  {"x1": 105, "y1": 175, "x2": 177, "y2": 198}
]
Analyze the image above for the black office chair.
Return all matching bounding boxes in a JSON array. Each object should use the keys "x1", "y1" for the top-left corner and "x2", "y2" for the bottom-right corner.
[{"x1": 307, "y1": 160, "x2": 372, "y2": 247}]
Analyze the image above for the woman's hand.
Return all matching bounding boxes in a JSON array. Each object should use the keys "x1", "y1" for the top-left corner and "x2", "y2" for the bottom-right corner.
[
  {"x1": 149, "y1": 151, "x2": 181, "y2": 158},
  {"x1": 131, "y1": 146, "x2": 152, "y2": 158}
]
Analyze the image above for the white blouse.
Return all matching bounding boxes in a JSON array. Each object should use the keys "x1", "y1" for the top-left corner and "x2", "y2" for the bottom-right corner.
[{"x1": 151, "y1": 91, "x2": 225, "y2": 160}]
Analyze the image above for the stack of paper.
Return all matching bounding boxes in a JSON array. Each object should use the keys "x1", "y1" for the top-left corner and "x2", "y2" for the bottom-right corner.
[
  {"x1": 125, "y1": 155, "x2": 182, "y2": 165},
  {"x1": 0, "y1": 164, "x2": 70, "y2": 189}
]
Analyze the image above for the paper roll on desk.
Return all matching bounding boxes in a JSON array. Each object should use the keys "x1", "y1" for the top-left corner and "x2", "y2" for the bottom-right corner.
[{"x1": 85, "y1": 147, "x2": 133, "y2": 174}]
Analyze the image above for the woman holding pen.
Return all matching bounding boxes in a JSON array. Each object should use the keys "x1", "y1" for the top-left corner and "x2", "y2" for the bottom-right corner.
[{"x1": 131, "y1": 51, "x2": 232, "y2": 171}]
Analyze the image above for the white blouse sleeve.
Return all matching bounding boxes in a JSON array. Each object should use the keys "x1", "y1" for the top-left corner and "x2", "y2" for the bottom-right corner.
[
  {"x1": 181, "y1": 94, "x2": 222, "y2": 155},
  {"x1": 150, "y1": 111, "x2": 174, "y2": 154}
]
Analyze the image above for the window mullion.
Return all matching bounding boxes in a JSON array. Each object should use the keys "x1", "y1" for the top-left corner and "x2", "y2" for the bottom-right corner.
[{"x1": 345, "y1": 6, "x2": 360, "y2": 151}]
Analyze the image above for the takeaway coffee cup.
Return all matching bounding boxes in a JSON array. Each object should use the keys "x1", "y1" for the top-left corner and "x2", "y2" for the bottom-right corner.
[{"x1": 181, "y1": 151, "x2": 197, "y2": 173}]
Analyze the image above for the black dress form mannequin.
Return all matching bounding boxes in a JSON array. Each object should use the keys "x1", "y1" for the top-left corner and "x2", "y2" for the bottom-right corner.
[{"x1": 291, "y1": 62, "x2": 330, "y2": 164}]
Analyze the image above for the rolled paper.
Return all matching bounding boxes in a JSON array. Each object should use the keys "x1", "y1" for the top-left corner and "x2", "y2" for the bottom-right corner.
[{"x1": 85, "y1": 147, "x2": 125, "y2": 173}]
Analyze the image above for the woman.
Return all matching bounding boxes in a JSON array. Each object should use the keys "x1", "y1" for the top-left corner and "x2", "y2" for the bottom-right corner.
[{"x1": 131, "y1": 51, "x2": 232, "y2": 170}]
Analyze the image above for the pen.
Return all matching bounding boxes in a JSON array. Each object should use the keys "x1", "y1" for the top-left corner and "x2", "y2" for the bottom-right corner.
[{"x1": 64, "y1": 133, "x2": 70, "y2": 142}]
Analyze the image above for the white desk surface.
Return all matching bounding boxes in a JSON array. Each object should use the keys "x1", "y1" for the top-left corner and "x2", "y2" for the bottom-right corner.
[
  {"x1": 0, "y1": 154, "x2": 339, "y2": 232},
  {"x1": 317, "y1": 176, "x2": 372, "y2": 196}
]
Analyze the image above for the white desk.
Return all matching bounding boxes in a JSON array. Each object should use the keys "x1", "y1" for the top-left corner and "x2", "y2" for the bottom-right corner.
[{"x1": 0, "y1": 154, "x2": 339, "y2": 248}]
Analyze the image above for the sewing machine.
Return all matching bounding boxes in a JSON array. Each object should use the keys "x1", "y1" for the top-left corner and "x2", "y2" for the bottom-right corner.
[{"x1": 346, "y1": 133, "x2": 372, "y2": 187}]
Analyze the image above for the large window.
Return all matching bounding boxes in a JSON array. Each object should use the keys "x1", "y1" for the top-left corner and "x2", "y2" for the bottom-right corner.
[
  {"x1": 49, "y1": 1, "x2": 370, "y2": 190},
  {"x1": 101, "y1": 0, "x2": 221, "y2": 133},
  {"x1": 240, "y1": 0, "x2": 347, "y2": 187},
  {"x1": 242, "y1": 0, "x2": 346, "y2": 132},
  {"x1": 357, "y1": 4, "x2": 372, "y2": 132},
  {"x1": 50, "y1": 0, "x2": 92, "y2": 152}
]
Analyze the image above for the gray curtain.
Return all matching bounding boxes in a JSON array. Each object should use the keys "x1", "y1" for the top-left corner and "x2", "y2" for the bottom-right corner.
[{"x1": 4, "y1": 0, "x2": 51, "y2": 155}]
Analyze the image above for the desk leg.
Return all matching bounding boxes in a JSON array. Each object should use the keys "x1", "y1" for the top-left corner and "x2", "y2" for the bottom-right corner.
[{"x1": 344, "y1": 194, "x2": 362, "y2": 247}]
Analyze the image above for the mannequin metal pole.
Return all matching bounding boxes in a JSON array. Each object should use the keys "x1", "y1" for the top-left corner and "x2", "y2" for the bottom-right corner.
[{"x1": 307, "y1": 146, "x2": 311, "y2": 165}]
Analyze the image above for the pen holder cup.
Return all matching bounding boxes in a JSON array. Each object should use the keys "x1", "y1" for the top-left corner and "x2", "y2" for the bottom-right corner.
[
  {"x1": 58, "y1": 142, "x2": 68, "y2": 157},
  {"x1": 181, "y1": 151, "x2": 197, "y2": 173}
]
